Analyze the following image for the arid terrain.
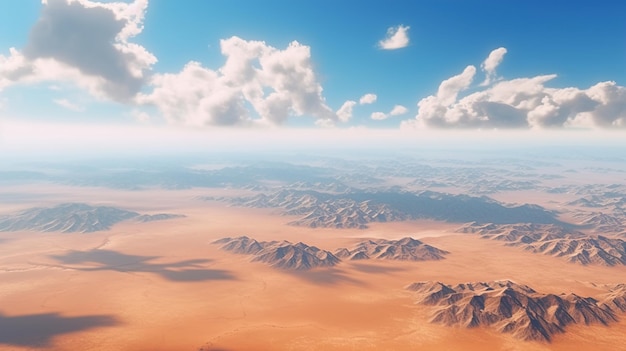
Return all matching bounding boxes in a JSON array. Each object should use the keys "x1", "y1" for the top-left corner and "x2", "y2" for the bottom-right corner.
[
  {"x1": 1, "y1": 154, "x2": 626, "y2": 351},
  {"x1": 1, "y1": 0, "x2": 624, "y2": 349}
]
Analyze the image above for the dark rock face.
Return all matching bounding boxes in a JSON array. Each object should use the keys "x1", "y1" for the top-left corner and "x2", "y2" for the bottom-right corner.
[{"x1": 407, "y1": 280, "x2": 626, "y2": 342}]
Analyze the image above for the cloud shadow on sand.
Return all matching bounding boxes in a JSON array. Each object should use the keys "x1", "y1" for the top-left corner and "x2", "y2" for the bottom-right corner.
[
  {"x1": 349, "y1": 262, "x2": 408, "y2": 274},
  {"x1": 0, "y1": 312, "x2": 118, "y2": 347},
  {"x1": 286, "y1": 267, "x2": 365, "y2": 286},
  {"x1": 48, "y1": 249, "x2": 237, "y2": 282}
]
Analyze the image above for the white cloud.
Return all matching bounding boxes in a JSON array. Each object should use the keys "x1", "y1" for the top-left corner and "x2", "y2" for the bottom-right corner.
[
  {"x1": 0, "y1": 48, "x2": 32, "y2": 91},
  {"x1": 139, "y1": 36, "x2": 337, "y2": 127},
  {"x1": 131, "y1": 109, "x2": 151, "y2": 123},
  {"x1": 481, "y1": 47, "x2": 507, "y2": 86},
  {"x1": 412, "y1": 49, "x2": 626, "y2": 129},
  {"x1": 138, "y1": 61, "x2": 249, "y2": 126},
  {"x1": 359, "y1": 93, "x2": 377, "y2": 105},
  {"x1": 0, "y1": 0, "x2": 155, "y2": 102},
  {"x1": 389, "y1": 105, "x2": 408, "y2": 116},
  {"x1": 436, "y1": 65, "x2": 477, "y2": 105},
  {"x1": 371, "y1": 112, "x2": 387, "y2": 120},
  {"x1": 314, "y1": 118, "x2": 336, "y2": 128},
  {"x1": 371, "y1": 105, "x2": 408, "y2": 120},
  {"x1": 337, "y1": 100, "x2": 357, "y2": 122},
  {"x1": 53, "y1": 98, "x2": 84, "y2": 112},
  {"x1": 378, "y1": 25, "x2": 410, "y2": 50}
]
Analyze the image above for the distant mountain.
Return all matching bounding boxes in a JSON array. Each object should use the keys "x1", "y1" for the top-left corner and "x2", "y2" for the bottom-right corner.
[
  {"x1": 0, "y1": 203, "x2": 184, "y2": 233},
  {"x1": 217, "y1": 189, "x2": 560, "y2": 229},
  {"x1": 519, "y1": 236, "x2": 626, "y2": 266},
  {"x1": 288, "y1": 200, "x2": 406, "y2": 229},
  {"x1": 458, "y1": 223, "x2": 586, "y2": 242},
  {"x1": 287, "y1": 181, "x2": 353, "y2": 194},
  {"x1": 466, "y1": 179, "x2": 540, "y2": 195},
  {"x1": 214, "y1": 236, "x2": 340, "y2": 270},
  {"x1": 213, "y1": 236, "x2": 266, "y2": 255},
  {"x1": 59, "y1": 162, "x2": 341, "y2": 190},
  {"x1": 335, "y1": 237, "x2": 448, "y2": 261},
  {"x1": 407, "y1": 280, "x2": 626, "y2": 342},
  {"x1": 458, "y1": 223, "x2": 626, "y2": 266},
  {"x1": 566, "y1": 194, "x2": 626, "y2": 212},
  {"x1": 566, "y1": 197, "x2": 605, "y2": 208},
  {"x1": 134, "y1": 213, "x2": 186, "y2": 223},
  {"x1": 572, "y1": 211, "x2": 626, "y2": 234},
  {"x1": 577, "y1": 212, "x2": 623, "y2": 227}
]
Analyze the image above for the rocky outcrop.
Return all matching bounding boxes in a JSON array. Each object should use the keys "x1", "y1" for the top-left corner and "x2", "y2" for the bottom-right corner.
[
  {"x1": 335, "y1": 237, "x2": 448, "y2": 261},
  {"x1": 0, "y1": 203, "x2": 183, "y2": 233},
  {"x1": 458, "y1": 223, "x2": 626, "y2": 266},
  {"x1": 214, "y1": 236, "x2": 340, "y2": 270},
  {"x1": 217, "y1": 189, "x2": 559, "y2": 229},
  {"x1": 407, "y1": 280, "x2": 626, "y2": 342}
]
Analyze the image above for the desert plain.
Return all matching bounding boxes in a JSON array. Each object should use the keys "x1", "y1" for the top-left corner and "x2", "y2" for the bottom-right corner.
[{"x1": 1, "y1": 156, "x2": 626, "y2": 351}]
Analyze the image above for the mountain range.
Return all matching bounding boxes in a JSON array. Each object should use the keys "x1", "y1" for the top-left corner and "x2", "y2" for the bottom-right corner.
[
  {"x1": 407, "y1": 280, "x2": 626, "y2": 342},
  {"x1": 214, "y1": 236, "x2": 449, "y2": 269},
  {"x1": 0, "y1": 203, "x2": 184, "y2": 233},
  {"x1": 213, "y1": 236, "x2": 340, "y2": 270},
  {"x1": 335, "y1": 237, "x2": 448, "y2": 261},
  {"x1": 458, "y1": 223, "x2": 626, "y2": 266},
  {"x1": 572, "y1": 211, "x2": 626, "y2": 235},
  {"x1": 216, "y1": 189, "x2": 560, "y2": 229}
]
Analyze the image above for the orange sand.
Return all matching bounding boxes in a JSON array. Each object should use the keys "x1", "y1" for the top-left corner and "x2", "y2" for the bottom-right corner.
[{"x1": 0, "y1": 187, "x2": 624, "y2": 350}]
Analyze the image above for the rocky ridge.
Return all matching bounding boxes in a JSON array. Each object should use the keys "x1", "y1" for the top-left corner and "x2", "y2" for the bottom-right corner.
[
  {"x1": 0, "y1": 203, "x2": 184, "y2": 233},
  {"x1": 458, "y1": 223, "x2": 626, "y2": 266},
  {"x1": 213, "y1": 236, "x2": 340, "y2": 270},
  {"x1": 335, "y1": 237, "x2": 449, "y2": 261},
  {"x1": 214, "y1": 236, "x2": 449, "y2": 269},
  {"x1": 407, "y1": 280, "x2": 626, "y2": 342},
  {"x1": 214, "y1": 189, "x2": 559, "y2": 229}
]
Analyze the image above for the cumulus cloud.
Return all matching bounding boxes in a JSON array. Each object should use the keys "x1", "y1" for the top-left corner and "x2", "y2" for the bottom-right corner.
[
  {"x1": 481, "y1": 47, "x2": 507, "y2": 86},
  {"x1": 337, "y1": 100, "x2": 357, "y2": 122},
  {"x1": 390, "y1": 105, "x2": 408, "y2": 116},
  {"x1": 411, "y1": 48, "x2": 626, "y2": 129},
  {"x1": 370, "y1": 105, "x2": 409, "y2": 120},
  {"x1": 359, "y1": 93, "x2": 377, "y2": 105},
  {"x1": 53, "y1": 98, "x2": 84, "y2": 112},
  {"x1": 371, "y1": 112, "x2": 387, "y2": 120},
  {"x1": 131, "y1": 109, "x2": 151, "y2": 123},
  {"x1": 139, "y1": 36, "x2": 337, "y2": 126},
  {"x1": 0, "y1": 0, "x2": 155, "y2": 102},
  {"x1": 1, "y1": 1, "x2": 341, "y2": 127},
  {"x1": 378, "y1": 25, "x2": 410, "y2": 50},
  {"x1": 0, "y1": 48, "x2": 33, "y2": 91},
  {"x1": 437, "y1": 65, "x2": 477, "y2": 105}
]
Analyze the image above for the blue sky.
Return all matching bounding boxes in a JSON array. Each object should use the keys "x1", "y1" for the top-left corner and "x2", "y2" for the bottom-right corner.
[{"x1": 0, "y1": 0, "x2": 625, "y2": 132}]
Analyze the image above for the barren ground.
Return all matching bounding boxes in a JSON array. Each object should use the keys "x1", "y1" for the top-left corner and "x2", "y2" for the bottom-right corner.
[{"x1": 0, "y1": 186, "x2": 625, "y2": 350}]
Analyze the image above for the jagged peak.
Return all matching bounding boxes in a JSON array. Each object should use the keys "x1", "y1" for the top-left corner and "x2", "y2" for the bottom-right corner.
[{"x1": 407, "y1": 280, "x2": 626, "y2": 342}]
